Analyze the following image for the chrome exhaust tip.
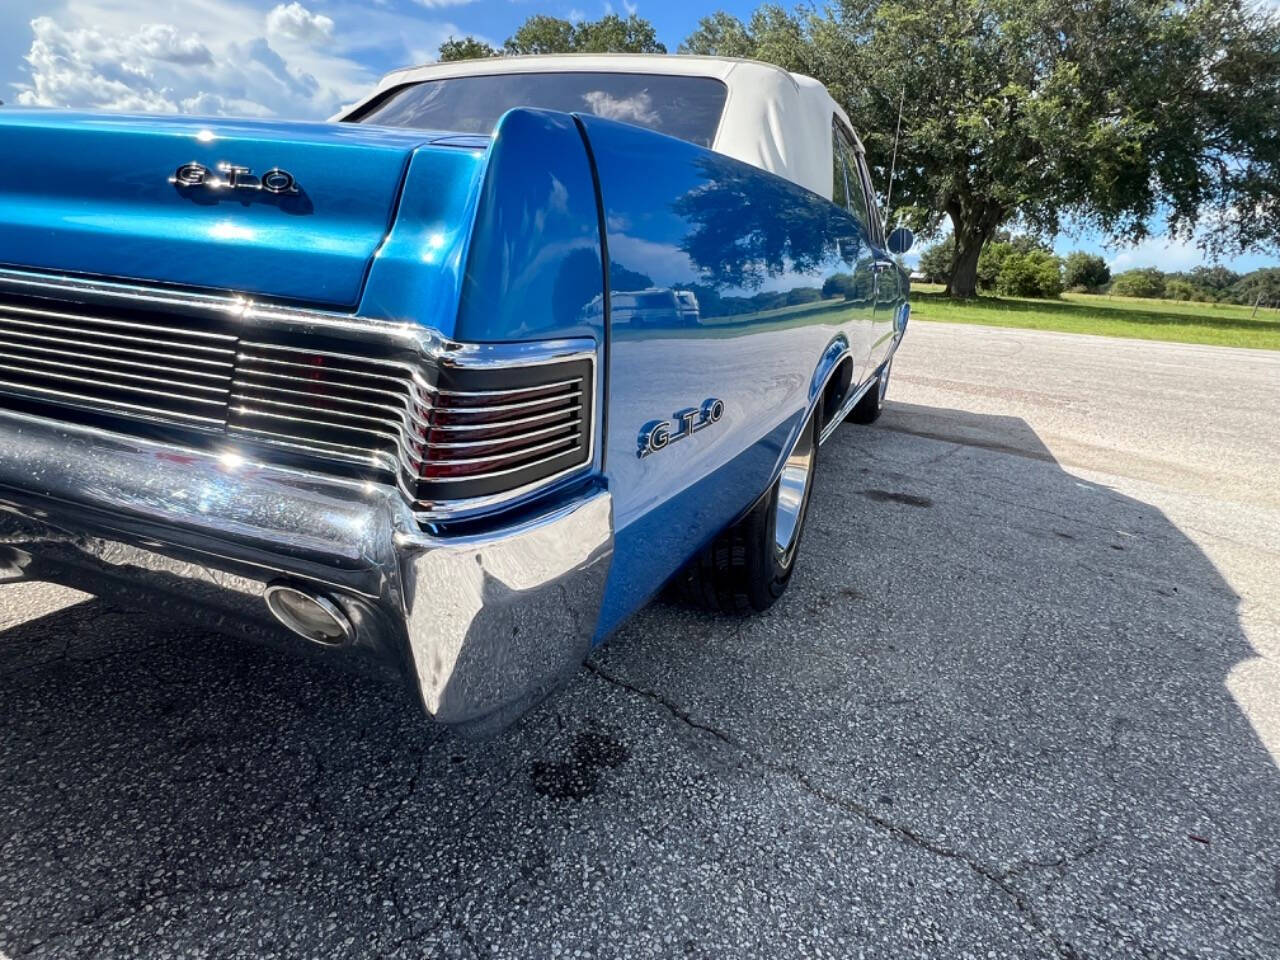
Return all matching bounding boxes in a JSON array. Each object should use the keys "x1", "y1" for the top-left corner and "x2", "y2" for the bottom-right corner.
[{"x1": 264, "y1": 583, "x2": 354, "y2": 647}]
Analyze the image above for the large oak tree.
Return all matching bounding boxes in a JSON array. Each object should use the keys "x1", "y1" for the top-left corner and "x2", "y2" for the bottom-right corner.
[{"x1": 683, "y1": 1, "x2": 1280, "y2": 297}]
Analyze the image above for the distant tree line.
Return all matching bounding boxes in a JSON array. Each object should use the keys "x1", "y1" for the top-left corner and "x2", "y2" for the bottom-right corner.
[
  {"x1": 1109, "y1": 266, "x2": 1280, "y2": 307},
  {"x1": 916, "y1": 233, "x2": 1280, "y2": 306},
  {"x1": 439, "y1": 4, "x2": 1279, "y2": 302},
  {"x1": 439, "y1": 14, "x2": 665, "y2": 60}
]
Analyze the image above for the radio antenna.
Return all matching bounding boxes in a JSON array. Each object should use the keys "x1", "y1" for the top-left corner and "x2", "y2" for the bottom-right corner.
[{"x1": 883, "y1": 86, "x2": 905, "y2": 227}]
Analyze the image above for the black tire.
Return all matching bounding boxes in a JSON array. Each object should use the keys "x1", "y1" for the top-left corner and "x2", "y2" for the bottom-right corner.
[
  {"x1": 673, "y1": 409, "x2": 819, "y2": 614},
  {"x1": 848, "y1": 358, "x2": 891, "y2": 425}
]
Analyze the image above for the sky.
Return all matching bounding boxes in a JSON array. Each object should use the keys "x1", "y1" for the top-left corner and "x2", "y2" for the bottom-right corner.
[{"x1": 1, "y1": 0, "x2": 1273, "y2": 275}]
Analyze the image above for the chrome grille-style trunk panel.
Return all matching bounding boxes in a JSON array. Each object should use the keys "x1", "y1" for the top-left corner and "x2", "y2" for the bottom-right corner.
[
  {"x1": 0, "y1": 298, "x2": 237, "y2": 429},
  {"x1": 0, "y1": 271, "x2": 595, "y2": 522},
  {"x1": 229, "y1": 342, "x2": 425, "y2": 472}
]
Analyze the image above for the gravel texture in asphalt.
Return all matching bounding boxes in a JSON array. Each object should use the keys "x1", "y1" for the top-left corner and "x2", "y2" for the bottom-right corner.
[{"x1": 1, "y1": 321, "x2": 1277, "y2": 958}]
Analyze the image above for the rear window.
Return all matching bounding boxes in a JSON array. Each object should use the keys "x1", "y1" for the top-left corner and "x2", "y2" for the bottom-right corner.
[{"x1": 347, "y1": 72, "x2": 728, "y2": 148}]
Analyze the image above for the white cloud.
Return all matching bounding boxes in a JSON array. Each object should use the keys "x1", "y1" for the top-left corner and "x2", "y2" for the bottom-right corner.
[
  {"x1": 265, "y1": 2, "x2": 334, "y2": 44},
  {"x1": 606, "y1": 232, "x2": 695, "y2": 286},
  {"x1": 568, "y1": 8, "x2": 585, "y2": 23},
  {"x1": 13, "y1": 1, "x2": 381, "y2": 119},
  {"x1": 132, "y1": 24, "x2": 216, "y2": 64},
  {"x1": 1105, "y1": 235, "x2": 1202, "y2": 273},
  {"x1": 19, "y1": 18, "x2": 188, "y2": 113},
  {"x1": 581, "y1": 89, "x2": 659, "y2": 125},
  {"x1": 623, "y1": 1, "x2": 638, "y2": 14},
  {"x1": 412, "y1": 0, "x2": 477, "y2": 8}
]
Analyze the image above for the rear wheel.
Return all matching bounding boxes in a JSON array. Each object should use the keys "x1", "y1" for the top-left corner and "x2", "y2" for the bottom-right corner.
[
  {"x1": 848, "y1": 358, "x2": 891, "y2": 425},
  {"x1": 674, "y1": 409, "x2": 819, "y2": 614}
]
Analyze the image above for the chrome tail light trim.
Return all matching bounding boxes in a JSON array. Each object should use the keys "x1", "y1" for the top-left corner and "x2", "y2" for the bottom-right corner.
[{"x1": 0, "y1": 268, "x2": 597, "y2": 523}]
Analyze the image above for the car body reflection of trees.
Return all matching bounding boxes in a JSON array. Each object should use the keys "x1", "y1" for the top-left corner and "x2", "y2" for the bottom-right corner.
[
  {"x1": 577, "y1": 152, "x2": 878, "y2": 330},
  {"x1": 673, "y1": 155, "x2": 856, "y2": 290}
]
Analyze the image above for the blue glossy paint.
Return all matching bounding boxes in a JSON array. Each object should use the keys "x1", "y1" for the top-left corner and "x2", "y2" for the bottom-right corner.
[
  {"x1": 362, "y1": 108, "x2": 607, "y2": 348},
  {"x1": 453, "y1": 109, "x2": 606, "y2": 345},
  {"x1": 574, "y1": 115, "x2": 903, "y2": 637},
  {"x1": 358, "y1": 143, "x2": 487, "y2": 332},
  {"x1": 0, "y1": 110, "x2": 432, "y2": 307},
  {"x1": 1, "y1": 102, "x2": 911, "y2": 655}
]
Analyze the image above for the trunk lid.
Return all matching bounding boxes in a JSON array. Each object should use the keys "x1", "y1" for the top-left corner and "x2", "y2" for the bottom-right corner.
[{"x1": 0, "y1": 111, "x2": 433, "y2": 308}]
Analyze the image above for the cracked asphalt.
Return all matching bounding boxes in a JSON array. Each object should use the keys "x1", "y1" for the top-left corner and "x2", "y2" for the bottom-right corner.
[{"x1": 2, "y1": 321, "x2": 1279, "y2": 958}]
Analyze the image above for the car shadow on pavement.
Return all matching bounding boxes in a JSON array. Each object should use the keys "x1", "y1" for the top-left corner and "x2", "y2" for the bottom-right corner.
[{"x1": 0, "y1": 403, "x2": 1276, "y2": 958}]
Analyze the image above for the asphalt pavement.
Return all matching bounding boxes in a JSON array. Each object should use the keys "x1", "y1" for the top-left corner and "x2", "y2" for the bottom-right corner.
[{"x1": 1, "y1": 321, "x2": 1278, "y2": 958}]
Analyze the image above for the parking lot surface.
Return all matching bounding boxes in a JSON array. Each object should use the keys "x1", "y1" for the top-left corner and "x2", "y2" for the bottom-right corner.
[{"x1": 1, "y1": 321, "x2": 1278, "y2": 958}]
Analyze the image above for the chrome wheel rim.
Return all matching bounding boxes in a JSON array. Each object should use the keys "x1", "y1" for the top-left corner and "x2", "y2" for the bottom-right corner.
[
  {"x1": 773, "y1": 416, "x2": 816, "y2": 566},
  {"x1": 878, "y1": 358, "x2": 891, "y2": 406}
]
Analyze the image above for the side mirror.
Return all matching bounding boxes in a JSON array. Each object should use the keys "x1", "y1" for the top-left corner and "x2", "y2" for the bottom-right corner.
[{"x1": 887, "y1": 226, "x2": 914, "y2": 255}]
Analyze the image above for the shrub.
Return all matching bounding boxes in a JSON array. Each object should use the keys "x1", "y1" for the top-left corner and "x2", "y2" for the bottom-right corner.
[
  {"x1": 977, "y1": 242, "x2": 1014, "y2": 291},
  {"x1": 1063, "y1": 252, "x2": 1111, "y2": 292},
  {"x1": 1110, "y1": 268, "x2": 1166, "y2": 298},
  {"x1": 995, "y1": 251, "x2": 1064, "y2": 298},
  {"x1": 1164, "y1": 278, "x2": 1197, "y2": 301}
]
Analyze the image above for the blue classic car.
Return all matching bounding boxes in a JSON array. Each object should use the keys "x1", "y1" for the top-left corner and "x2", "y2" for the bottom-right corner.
[{"x1": 0, "y1": 55, "x2": 910, "y2": 731}]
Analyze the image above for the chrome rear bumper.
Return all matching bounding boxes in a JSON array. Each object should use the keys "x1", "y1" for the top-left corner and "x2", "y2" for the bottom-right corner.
[{"x1": 0, "y1": 411, "x2": 613, "y2": 729}]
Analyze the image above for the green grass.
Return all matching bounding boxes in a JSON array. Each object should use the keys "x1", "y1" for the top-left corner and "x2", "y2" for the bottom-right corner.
[{"x1": 910, "y1": 283, "x2": 1280, "y2": 350}]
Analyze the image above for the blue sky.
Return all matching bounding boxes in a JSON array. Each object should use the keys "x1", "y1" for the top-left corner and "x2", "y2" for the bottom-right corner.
[{"x1": 2, "y1": 0, "x2": 1273, "y2": 274}]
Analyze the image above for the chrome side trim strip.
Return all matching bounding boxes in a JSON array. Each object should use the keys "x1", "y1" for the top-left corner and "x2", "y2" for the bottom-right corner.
[
  {"x1": 817, "y1": 340, "x2": 900, "y2": 447},
  {"x1": 818, "y1": 376, "x2": 878, "y2": 446}
]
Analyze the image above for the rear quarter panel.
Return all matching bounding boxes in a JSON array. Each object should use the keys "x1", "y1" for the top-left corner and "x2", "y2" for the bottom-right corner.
[
  {"x1": 579, "y1": 116, "x2": 884, "y2": 636},
  {"x1": 361, "y1": 109, "x2": 606, "y2": 347},
  {"x1": 360, "y1": 109, "x2": 611, "y2": 515}
]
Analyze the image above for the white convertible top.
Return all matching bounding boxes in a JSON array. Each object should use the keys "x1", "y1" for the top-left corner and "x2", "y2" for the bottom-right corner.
[{"x1": 337, "y1": 54, "x2": 861, "y2": 201}]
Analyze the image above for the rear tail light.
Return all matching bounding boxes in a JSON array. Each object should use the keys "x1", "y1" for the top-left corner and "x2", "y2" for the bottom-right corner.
[{"x1": 229, "y1": 341, "x2": 594, "y2": 513}]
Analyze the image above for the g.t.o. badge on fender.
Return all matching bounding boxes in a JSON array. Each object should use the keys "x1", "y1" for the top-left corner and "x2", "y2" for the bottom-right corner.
[{"x1": 637, "y1": 399, "x2": 724, "y2": 458}]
